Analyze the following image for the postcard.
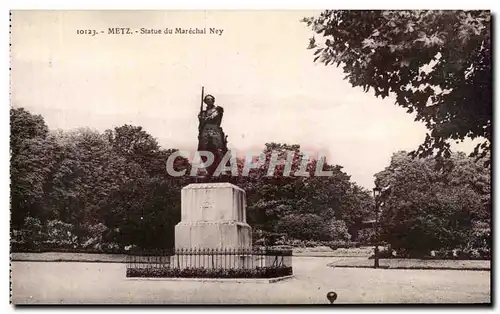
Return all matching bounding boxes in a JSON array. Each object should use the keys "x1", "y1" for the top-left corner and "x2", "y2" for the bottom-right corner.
[{"x1": 10, "y1": 10, "x2": 491, "y2": 304}]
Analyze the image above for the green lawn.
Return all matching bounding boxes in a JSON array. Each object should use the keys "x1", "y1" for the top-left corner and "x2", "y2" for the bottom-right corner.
[
  {"x1": 329, "y1": 258, "x2": 490, "y2": 270},
  {"x1": 11, "y1": 252, "x2": 128, "y2": 263},
  {"x1": 11, "y1": 251, "x2": 490, "y2": 271}
]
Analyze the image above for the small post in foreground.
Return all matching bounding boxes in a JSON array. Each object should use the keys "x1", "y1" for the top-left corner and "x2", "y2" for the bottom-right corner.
[{"x1": 326, "y1": 291, "x2": 337, "y2": 304}]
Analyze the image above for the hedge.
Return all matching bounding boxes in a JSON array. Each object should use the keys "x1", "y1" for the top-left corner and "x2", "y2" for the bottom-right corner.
[{"x1": 126, "y1": 266, "x2": 293, "y2": 278}]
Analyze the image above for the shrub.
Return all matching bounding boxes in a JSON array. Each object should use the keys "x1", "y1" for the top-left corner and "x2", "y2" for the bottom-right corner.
[
  {"x1": 324, "y1": 240, "x2": 358, "y2": 250},
  {"x1": 11, "y1": 217, "x2": 47, "y2": 251},
  {"x1": 81, "y1": 223, "x2": 119, "y2": 252},
  {"x1": 368, "y1": 246, "x2": 393, "y2": 259},
  {"x1": 126, "y1": 266, "x2": 293, "y2": 278},
  {"x1": 276, "y1": 214, "x2": 333, "y2": 241},
  {"x1": 464, "y1": 221, "x2": 491, "y2": 259},
  {"x1": 304, "y1": 240, "x2": 321, "y2": 247},
  {"x1": 328, "y1": 220, "x2": 351, "y2": 242},
  {"x1": 357, "y1": 228, "x2": 375, "y2": 245},
  {"x1": 44, "y1": 220, "x2": 78, "y2": 249},
  {"x1": 88, "y1": 223, "x2": 109, "y2": 237},
  {"x1": 432, "y1": 249, "x2": 455, "y2": 259}
]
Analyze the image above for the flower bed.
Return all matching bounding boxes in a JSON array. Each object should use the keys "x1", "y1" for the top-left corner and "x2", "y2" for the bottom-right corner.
[{"x1": 126, "y1": 266, "x2": 293, "y2": 278}]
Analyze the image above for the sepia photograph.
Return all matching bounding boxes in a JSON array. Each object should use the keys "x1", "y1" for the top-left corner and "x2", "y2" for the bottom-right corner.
[{"x1": 9, "y1": 9, "x2": 491, "y2": 304}]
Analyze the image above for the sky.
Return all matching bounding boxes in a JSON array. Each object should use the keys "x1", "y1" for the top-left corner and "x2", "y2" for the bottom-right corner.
[{"x1": 10, "y1": 10, "x2": 478, "y2": 190}]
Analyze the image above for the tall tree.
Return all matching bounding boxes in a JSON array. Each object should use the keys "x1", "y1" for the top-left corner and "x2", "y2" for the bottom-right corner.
[
  {"x1": 10, "y1": 108, "x2": 55, "y2": 227},
  {"x1": 106, "y1": 125, "x2": 160, "y2": 174},
  {"x1": 240, "y1": 143, "x2": 356, "y2": 243},
  {"x1": 10, "y1": 108, "x2": 49, "y2": 154},
  {"x1": 338, "y1": 183, "x2": 374, "y2": 240},
  {"x1": 303, "y1": 10, "x2": 491, "y2": 162},
  {"x1": 46, "y1": 128, "x2": 145, "y2": 229},
  {"x1": 374, "y1": 151, "x2": 490, "y2": 257}
]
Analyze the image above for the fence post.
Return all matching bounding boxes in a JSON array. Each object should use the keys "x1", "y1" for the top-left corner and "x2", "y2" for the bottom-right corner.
[{"x1": 176, "y1": 248, "x2": 179, "y2": 268}]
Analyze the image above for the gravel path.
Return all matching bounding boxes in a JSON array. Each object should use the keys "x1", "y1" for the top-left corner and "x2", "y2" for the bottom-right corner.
[{"x1": 11, "y1": 257, "x2": 490, "y2": 304}]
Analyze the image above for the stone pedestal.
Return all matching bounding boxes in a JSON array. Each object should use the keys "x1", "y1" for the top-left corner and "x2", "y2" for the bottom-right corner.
[{"x1": 175, "y1": 183, "x2": 252, "y2": 249}]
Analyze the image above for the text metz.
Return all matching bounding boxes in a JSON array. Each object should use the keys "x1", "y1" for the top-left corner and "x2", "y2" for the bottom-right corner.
[{"x1": 108, "y1": 28, "x2": 133, "y2": 35}]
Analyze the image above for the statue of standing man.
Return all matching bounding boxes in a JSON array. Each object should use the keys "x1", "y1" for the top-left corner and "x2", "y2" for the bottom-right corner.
[{"x1": 197, "y1": 89, "x2": 228, "y2": 176}]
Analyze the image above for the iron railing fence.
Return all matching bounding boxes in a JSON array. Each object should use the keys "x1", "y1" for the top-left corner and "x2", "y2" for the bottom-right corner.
[{"x1": 126, "y1": 247, "x2": 293, "y2": 275}]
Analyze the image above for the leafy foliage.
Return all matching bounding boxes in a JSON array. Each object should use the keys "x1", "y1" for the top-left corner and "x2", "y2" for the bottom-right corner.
[
  {"x1": 126, "y1": 266, "x2": 293, "y2": 279},
  {"x1": 11, "y1": 217, "x2": 45, "y2": 249},
  {"x1": 45, "y1": 220, "x2": 78, "y2": 249},
  {"x1": 10, "y1": 107, "x2": 49, "y2": 153},
  {"x1": 10, "y1": 108, "x2": 490, "y2": 257},
  {"x1": 461, "y1": 220, "x2": 491, "y2": 259},
  {"x1": 11, "y1": 109, "x2": 369, "y2": 250},
  {"x1": 277, "y1": 213, "x2": 332, "y2": 241},
  {"x1": 303, "y1": 10, "x2": 491, "y2": 162},
  {"x1": 10, "y1": 108, "x2": 56, "y2": 227},
  {"x1": 10, "y1": 108, "x2": 188, "y2": 251},
  {"x1": 231, "y1": 143, "x2": 367, "y2": 244},
  {"x1": 374, "y1": 151, "x2": 491, "y2": 257}
]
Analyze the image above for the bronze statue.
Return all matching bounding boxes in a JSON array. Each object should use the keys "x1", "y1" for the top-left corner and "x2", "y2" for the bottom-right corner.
[{"x1": 197, "y1": 88, "x2": 228, "y2": 176}]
